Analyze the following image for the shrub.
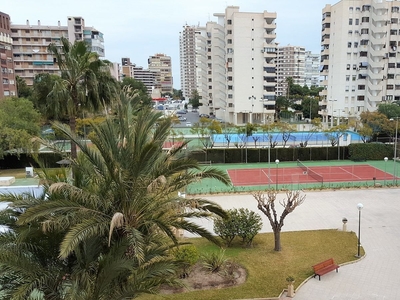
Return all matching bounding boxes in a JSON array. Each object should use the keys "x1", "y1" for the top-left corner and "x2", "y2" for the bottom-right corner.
[
  {"x1": 201, "y1": 249, "x2": 227, "y2": 273},
  {"x1": 214, "y1": 208, "x2": 263, "y2": 247},
  {"x1": 172, "y1": 245, "x2": 199, "y2": 278}
]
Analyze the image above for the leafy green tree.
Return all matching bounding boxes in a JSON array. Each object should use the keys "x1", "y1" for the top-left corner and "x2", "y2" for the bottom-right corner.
[
  {"x1": 378, "y1": 103, "x2": 400, "y2": 119},
  {"x1": 189, "y1": 90, "x2": 201, "y2": 108},
  {"x1": 31, "y1": 73, "x2": 63, "y2": 122},
  {"x1": 359, "y1": 111, "x2": 392, "y2": 140},
  {"x1": 15, "y1": 76, "x2": 32, "y2": 99},
  {"x1": 358, "y1": 124, "x2": 374, "y2": 143},
  {"x1": 324, "y1": 124, "x2": 349, "y2": 146},
  {"x1": 47, "y1": 37, "x2": 118, "y2": 158},
  {"x1": 120, "y1": 77, "x2": 152, "y2": 107},
  {"x1": 0, "y1": 97, "x2": 41, "y2": 158}
]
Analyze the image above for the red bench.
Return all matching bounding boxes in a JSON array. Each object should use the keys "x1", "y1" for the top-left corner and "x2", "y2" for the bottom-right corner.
[{"x1": 312, "y1": 258, "x2": 339, "y2": 280}]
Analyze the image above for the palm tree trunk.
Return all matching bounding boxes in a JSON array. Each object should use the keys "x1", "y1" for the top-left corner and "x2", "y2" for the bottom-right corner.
[{"x1": 70, "y1": 115, "x2": 77, "y2": 159}]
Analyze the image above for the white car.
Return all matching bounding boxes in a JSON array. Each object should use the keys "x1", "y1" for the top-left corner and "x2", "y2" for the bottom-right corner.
[{"x1": 186, "y1": 122, "x2": 192, "y2": 127}]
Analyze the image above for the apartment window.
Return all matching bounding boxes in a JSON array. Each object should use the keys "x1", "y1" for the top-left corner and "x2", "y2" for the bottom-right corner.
[
  {"x1": 207, "y1": 63, "x2": 212, "y2": 68},
  {"x1": 388, "y1": 74, "x2": 395, "y2": 79},
  {"x1": 227, "y1": 19, "x2": 232, "y2": 25},
  {"x1": 348, "y1": 30, "x2": 353, "y2": 35},
  {"x1": 227, "y1": 67, "x2": 232, "y2": 72},
  {"x1": 227, "y1": 48, "x2": 233, "y2": 54},
  {"x1": 227, "y1": 29, "x2": 232, "y2": 34},
  {"x1": 354, "y1": 42, "x2": 358, "y2": 48},
  {"x1": 227, "y1": 58, "x2": 232, "y2": 62},
  {"x1": 11, "y1": 29, "x2": 17, "y2": 33},
  {"x1": 396, "y1": 85, "x2": 400, "y2": 90},
  {"x1": 346, "y1": 64, "x2": 350, "y2": 70},
  {"x1": 391, "y1": 29, "x2": 397, "y2": 35},
  {"x1": 227, "y1": 39, "x2": 232, "y2": 44},
  {"x1": 26, "y1": 38, "x2": 31, "y2": 41},
  {"x1": 349, "y1": 7, "x2": 353, "y2": 11},
  {"x1": 360, "y1": 51, "x2": 367, "y2": 57},
  {"x1": 349, "y1": 19, "x2": 353, "y2": 25},
  {"x1": 345, "y1": 86, "x2": 349, "y2": 91},
  {"x1": 352, "y1": 85, "x2": 356, "y2": 91},
  {"x1": 355, "y1": 19, "x2": 359, "y2": 25},
  {"x1": 352, "y1": 75, "x2": 356, "y2": 81},
  {"x1": 353, "y1": 64, "x2": 357, "y2": 70},
  {"x1": 346, "y1": 75, "x2": 350, "y2": 81},
  {"x1": 358, "y1": 85, "x2": 365, "y2": 90},
  {"x1": 207, "y1": 56, "x2": 211, "y2": 60},
  {"x1": 387, "y1": 84, "x2": 394, "y2": 90},
  {"x1": 227, "y1": 76, "x2": 233, "y2": 81},
  {"x1": 208, "y1": 78, "x2": 212, "y2": 82},
  {"x1": 361, "y1": 17, "x2": 369, "y2": 23},
  {"x1": 389, "y1": 63, "x2": 395, "y2": 68},
  {"x1": 347, "y1": 42, "x2": 352, "y2": 48},
  {"x1": 228, "y1": 94, "x2": 233, "y2": 99},
  {"x1": 357, "y1": 95, "x2": 364, "y2": 101},
  {"x1": 355, "y1": 30, "x2": 360, "y2": 35},
  {"x1": 392, "y1": 7, "x2": 399, "y2": 13},
  {"x1": 392, "y1": 18, "x2": 399, "y2": 24},
  {"x1": 208, "y1": 85, "x2": 212, "y2": 89},
  {"x1": 25, "y1": 30, "x2": 30, "y2": 33},
  {"x1": 228, "y1": 85, "x2": 233, "y2": 90},
  {"x1": 360, "y1": 39, "x2": 369, "y2": 46}
]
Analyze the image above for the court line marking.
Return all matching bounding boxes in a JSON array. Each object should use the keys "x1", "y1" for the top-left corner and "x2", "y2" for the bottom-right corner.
[
  {"x1": 261, "y1": 169, "x2": 273, "y2": 183},
  {"x1": 338, "y1": 167, "x2": 362, "y2": 179}
]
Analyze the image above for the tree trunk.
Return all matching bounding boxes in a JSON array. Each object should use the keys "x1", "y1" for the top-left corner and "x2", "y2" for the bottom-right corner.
[
  {"x1": 69, "y1": 115, "x2": 77, "y2": 159},
  {"x1": 273, "y1": 228, "x2": 281, "y2": 251}
]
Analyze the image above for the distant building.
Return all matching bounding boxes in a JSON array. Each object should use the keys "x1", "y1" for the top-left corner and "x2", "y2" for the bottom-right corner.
[
  {"x1": 148, "y1": 53, "x2": 173, "y2": 95},
  {"x1": 0, "y1": 11, "x2": 17, "y2": 98},
  {"x1": 121, "y1": 57, "x2": 156, "y2": 95},
  {"x1": 304, "y1": 51, "x2": 320, "y2": 88},
  {"x1": 276, "y1": 45, "x2": 306, "y2": 97},
  {"x1": 179, "y1": 25, "x2": 197, "y2": 100},
  {"x1": 10, "y1": 16, "x2": 104, "y2": 85}
]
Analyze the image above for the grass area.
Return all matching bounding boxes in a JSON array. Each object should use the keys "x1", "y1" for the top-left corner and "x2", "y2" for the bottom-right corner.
[
  {"x1": 138, "y1": 229, "x2": 362, "y2": 300},
  {"x1": 0, "y1": 168, "x2": 27, "y2": 179}
]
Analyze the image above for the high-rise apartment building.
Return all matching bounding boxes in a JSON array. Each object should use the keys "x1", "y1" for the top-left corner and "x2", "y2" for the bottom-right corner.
[
  {"x1": 276, "y1": 45, "x2": 306, "y2": 97},
  {"x1": 148, "y1": 53, "x2": 173, "y2": 95},
  {"x1": 180, "y1": 6, "x2": 277, "y2": 125},
  {"x1": 319, "y1": 0, "x2": 400, "y2": 124},
  {"x1": 0, "y1": 11, "x2": 17, "y2": 98},
  {"x1": 179, "y1": 25, "x2": 197, "y2": 99},
  {"x1": 304, "y1": 51, "x2": 320, "y2": 88},
  {"x1": 10, "y1": 16, "x2": 104, "y2": 85}
]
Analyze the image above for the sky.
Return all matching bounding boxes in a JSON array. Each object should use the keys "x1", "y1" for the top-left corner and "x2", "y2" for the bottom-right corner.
[{"x1": 2, "y1": 0, "x2": 337, "y2": 89}]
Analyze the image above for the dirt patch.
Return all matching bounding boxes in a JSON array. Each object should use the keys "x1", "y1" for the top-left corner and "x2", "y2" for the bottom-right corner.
[{"x1": 160, "y1": 262, "x2": 247, "y2": 294}]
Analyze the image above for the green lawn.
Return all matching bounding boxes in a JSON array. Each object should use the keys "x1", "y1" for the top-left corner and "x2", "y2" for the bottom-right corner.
[
  {"x1": 138, "y1": 229, "x2": 362, "y2": 300},
  {"x1": 0, "y1": 168, "x2": 28, "y2": 179}
]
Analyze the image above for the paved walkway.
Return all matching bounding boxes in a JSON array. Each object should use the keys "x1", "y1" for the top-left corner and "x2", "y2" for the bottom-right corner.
[{"x1": 196, "y1": 188, "x2": 400, "y2": 300}]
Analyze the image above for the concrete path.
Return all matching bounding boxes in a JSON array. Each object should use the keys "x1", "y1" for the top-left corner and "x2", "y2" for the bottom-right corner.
[{"x1": 195, "y1": 188, "x2": 400, "y2": 300}]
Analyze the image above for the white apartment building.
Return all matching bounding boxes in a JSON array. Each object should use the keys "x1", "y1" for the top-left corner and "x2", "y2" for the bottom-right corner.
[
  {"x1": 304, "y1": 51, "x2": 321, "y2": 88},
  {"x1": 10, "y1": 16, "x2": 104, "y2": 85},
  {"x1": 121, "y1": 57, "x2": 156, "y2": 95},
  {"x1": 319, "y1": 0, "x2": 400, "y2": 124},
  {"x1": 276, "y1": 45, "x2": 306, "y2": 97},
  {"x1": 180, "y1": 6, "x2": 277, "y2": 125}
]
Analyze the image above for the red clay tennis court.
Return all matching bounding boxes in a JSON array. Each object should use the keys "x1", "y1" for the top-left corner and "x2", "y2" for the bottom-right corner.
[{"x1": 227, "y1": 164, "x2": 397, "y2": 186}]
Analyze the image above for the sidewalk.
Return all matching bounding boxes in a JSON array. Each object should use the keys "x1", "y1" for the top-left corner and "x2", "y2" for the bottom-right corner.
[{"x1": 201, "y1": 188, "x2": 400, "y2": 300}]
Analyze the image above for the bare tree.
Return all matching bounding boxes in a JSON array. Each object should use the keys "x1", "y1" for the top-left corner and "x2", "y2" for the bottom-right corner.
[{"x1": 253, "y1": 190, "x2": 306, "y2": 251}]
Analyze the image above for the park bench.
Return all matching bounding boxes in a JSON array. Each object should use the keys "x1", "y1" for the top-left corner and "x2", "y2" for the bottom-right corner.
[{"x1": 312, "y1": 258, "x2": 339, "y2": 280}]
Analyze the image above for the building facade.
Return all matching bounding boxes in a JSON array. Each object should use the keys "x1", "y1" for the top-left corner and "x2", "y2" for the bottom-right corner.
[
  {"x1": 319, "y1": 0, "x2": 400, "y2": 124},
  {"x1": 179, "y1": 25, "x2": 197, "y2": 100},
  {"x1": 0, "y1": 12, "x2": 17, "y2": 98},
  {"x1": 10, "y1": 16, "x2": 104, "y2": 85},
  {"x1": 148, "y1": 53, "x2": 173, "y2": 95},
  {"x1": 304, "y1": 51, "x2": 320, "y2": 88},
  {"x1": 121, "y1": 57, "x2": 156, "y2": 95},
  {"x1": 180, "y1": 6, "x2": 277, "y2": 125},
  {"x1": 276, "y1": 45, "x2": 306, "y2": 97}
]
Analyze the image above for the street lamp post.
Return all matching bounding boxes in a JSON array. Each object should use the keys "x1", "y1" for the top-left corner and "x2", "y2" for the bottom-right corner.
[
  {"x1": 249, "y1": 96, "x2": 256, "y2": 123},
  {"x1": 390, "y1": 117, "x2": 399, "y2": 185},
  {"x1": 275, "y1": 159, "x2": 279, "y2": 190},
  {"x1": 356, "y1": 203, "x2": 363, "y2": 257},
  {"x1": 384, "y1": 157, "x2": 388, "y2": 186},
  {"x1": 329, "y1": 99, "x2": 337, "y2": 127}
]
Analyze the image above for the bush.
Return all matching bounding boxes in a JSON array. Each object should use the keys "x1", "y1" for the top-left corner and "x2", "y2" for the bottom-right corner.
[
  {"x1": 214, "y1": 208, "x2": 263, "y2": 247},
  {"x1": 201, "y1": 249, "x2": 227, "y2": 273},
  {"x1": 172, "y1": 245, "x2": 199, "y2": 278}
]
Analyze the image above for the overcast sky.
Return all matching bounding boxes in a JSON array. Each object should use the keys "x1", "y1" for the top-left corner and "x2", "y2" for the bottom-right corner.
[{"x1": 2, "y1": 0, "x2": 336, "y2": 89}]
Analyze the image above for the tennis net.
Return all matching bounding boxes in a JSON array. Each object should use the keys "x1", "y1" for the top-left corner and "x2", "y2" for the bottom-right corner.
[{"x1": 296, "y1": 159, "x2": 324, "y2": 184}]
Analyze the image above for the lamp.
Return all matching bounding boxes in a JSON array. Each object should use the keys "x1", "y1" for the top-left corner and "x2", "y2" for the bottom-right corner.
[
  {"x1": 356, "y1": 203, "x2": 363, "y2": 257},
  {"x1": 275, "y1": 159, "x2": 280, "y2": 190},
  {"x1": 384, "y1": 157, "x2": 388, "y2": 185}
]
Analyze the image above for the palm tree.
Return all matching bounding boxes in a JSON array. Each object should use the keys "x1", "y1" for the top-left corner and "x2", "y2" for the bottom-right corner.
[
  {"x1": 2, "y1": 88, "x2": 230, "y2": 298},
  {"x1": 47, "y1": 37, "x2": 117, "y2": 158}
]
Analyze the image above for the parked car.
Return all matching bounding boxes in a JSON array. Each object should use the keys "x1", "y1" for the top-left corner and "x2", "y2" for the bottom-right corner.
[
  {"x1": 186, "y1": 122, "x2": 192, "y2": 127},
  {"x1": 178, "y1": 116, "x2": 187, "y2": 121},
  {"x1": 199, "y1": 114, "x2": 210, "y2": 118}
]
